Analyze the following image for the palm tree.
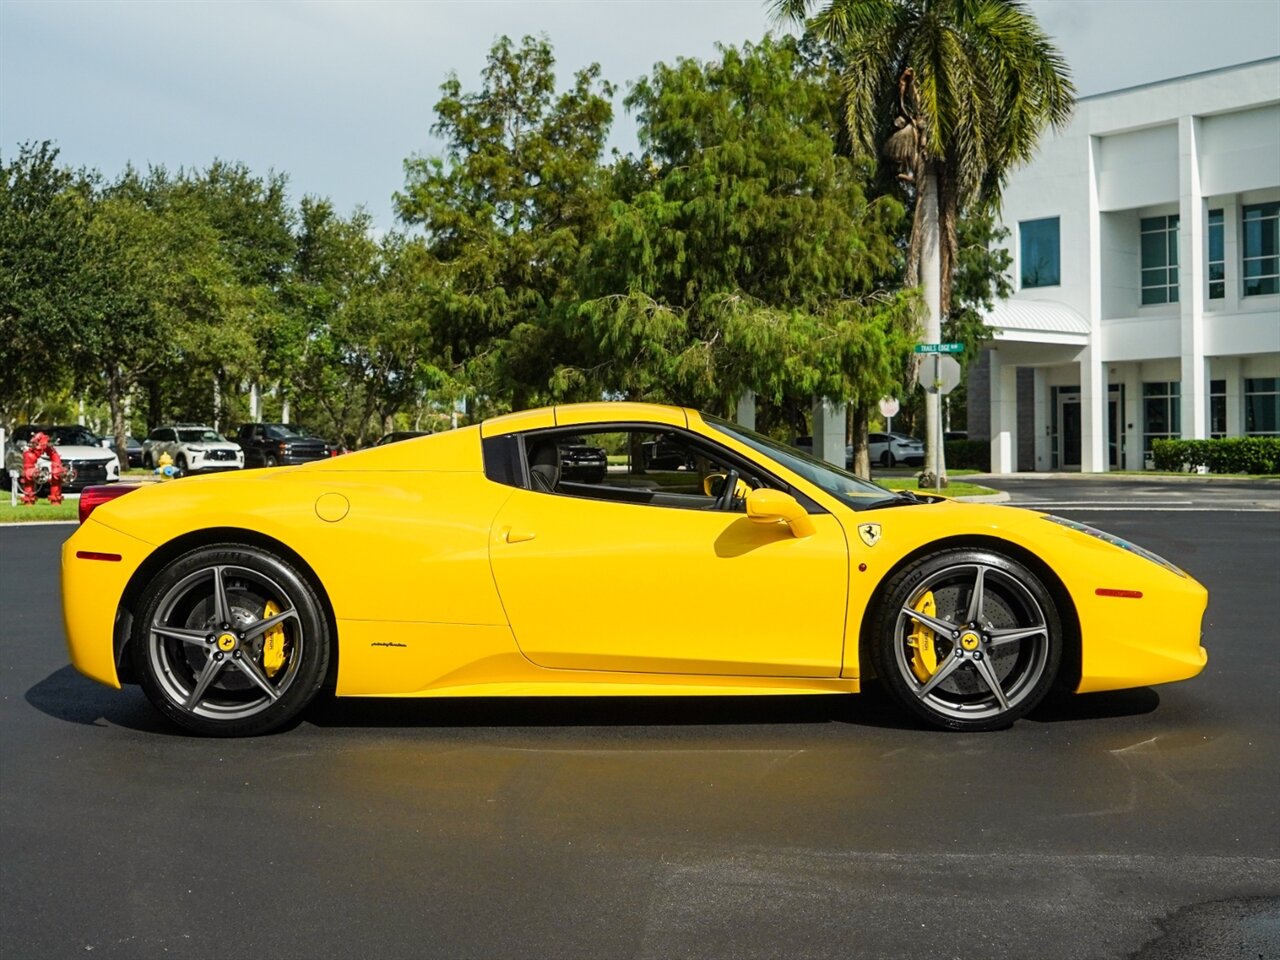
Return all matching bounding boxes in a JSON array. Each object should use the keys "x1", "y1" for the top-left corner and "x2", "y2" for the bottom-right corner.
[{"x1": 772, "y1": 0, "x2": 1074, "y2": 485}]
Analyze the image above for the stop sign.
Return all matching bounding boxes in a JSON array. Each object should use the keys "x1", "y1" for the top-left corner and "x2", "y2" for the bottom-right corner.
[
  {"x1": 878, "y1": 397, "x2": 900, "y2": 418},
  {"x1": 916, "y1": 354, "x2": 962, "y2": 395}
]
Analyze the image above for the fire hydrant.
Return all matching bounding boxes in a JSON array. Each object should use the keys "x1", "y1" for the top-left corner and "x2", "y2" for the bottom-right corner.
[
  {"x1": 20, "y1": 432, "x2": 65, "y2": 506},
  {"x1": 154, "y1": 452, "x2": 179, "y2": 480}
]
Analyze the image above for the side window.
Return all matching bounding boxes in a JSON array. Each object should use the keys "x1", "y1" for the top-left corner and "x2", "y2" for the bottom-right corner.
[{"x1": 522, "y1": 427, "x2": 763, "y2": 512}]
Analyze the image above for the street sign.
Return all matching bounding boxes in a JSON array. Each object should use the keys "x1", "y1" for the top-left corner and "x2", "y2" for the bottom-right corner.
[
  {"x1": 878, "y1": 397, "x2": 900, "y2": 418},
  {"x1": 915, "y1": 354, "x2": 962, "y2": 395},
  {"x1": 914, "y1": 342, "x2": 964, "y2": 354}
]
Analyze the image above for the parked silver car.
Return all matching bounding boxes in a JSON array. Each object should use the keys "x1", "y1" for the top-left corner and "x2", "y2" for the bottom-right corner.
[{"x1": 143, "y1": 424, "x2": 244, "y2": 475}]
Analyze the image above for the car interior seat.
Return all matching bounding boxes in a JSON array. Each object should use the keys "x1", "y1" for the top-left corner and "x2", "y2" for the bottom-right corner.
[{"x1": 528, "y1": 439, "x2": 561, "y2": 493}]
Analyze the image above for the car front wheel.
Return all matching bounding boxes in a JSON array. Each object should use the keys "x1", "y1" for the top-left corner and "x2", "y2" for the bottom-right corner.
[
  {"x1": 870, "y1": 548, "x2": 1061, "y2": 731},
  {"x1": 132, "y1": 544, "x2": 331, "y2": 736}
]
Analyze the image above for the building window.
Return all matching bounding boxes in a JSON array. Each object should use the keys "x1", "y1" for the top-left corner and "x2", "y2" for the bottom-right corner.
[
  {"x1": 1243, "y1": 202, "x2": 1279, "y2": 296},
  {"x1": 1143, "y1": 381, "x2": 1181, "y2": 454},
  {"x1": 1020, "y1": 217, "x2": 1060, "y2": 288},
  {"x1": 1141, "y1": 214, "x2": 1179, "y2": 305},
  {"x1": 1208, "y1": 209, "x2": 1224, "y2": 300},
  {"x1": 1210, "y1": 379, "x2": 1226, "y2": 438},
  {"x1": 1245, "y1": 377, "x2": 1279, "y2": 436}
]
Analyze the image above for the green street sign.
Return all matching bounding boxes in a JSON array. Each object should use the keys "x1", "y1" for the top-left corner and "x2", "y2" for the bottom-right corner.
[{"x1": 914, "y1": 342, "x2": 964, "y2": 354}]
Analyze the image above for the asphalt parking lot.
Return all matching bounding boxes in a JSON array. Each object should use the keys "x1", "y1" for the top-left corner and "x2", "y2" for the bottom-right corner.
[{"x1": 2, "y1": 484, "x2": 1277, "y2": 959}]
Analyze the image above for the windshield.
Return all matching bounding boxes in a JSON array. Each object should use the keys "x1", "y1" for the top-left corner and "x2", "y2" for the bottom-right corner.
[
  {"x1": 704, "y1": 414, "x2": 901, "y2": 511},
  {"x1": 177, "y1": 428, "x2": 226, "y2": 443},
  {"x1": 265, "y1": 425, "x2": 305, "y2": 439}
]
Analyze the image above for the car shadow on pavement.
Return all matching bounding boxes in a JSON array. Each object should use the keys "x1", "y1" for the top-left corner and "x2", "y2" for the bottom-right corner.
[
  {"x1": 25, "y1": 666, "x2": 1160, "y2": 734},
  {"x1": 1027, "y1": 686, "x2": 1160, "y2": 722},
  {"x1": 25, "y1": 665, "x2": 178, "y2": 735}
]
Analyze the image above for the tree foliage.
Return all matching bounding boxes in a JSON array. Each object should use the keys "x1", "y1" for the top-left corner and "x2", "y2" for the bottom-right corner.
[
  {"x1": 3, "y1": 31, "x2": 1021, "y2": 461},
  {"x1": 566, "y1": 37, "x2": 918, "y2": 449}
]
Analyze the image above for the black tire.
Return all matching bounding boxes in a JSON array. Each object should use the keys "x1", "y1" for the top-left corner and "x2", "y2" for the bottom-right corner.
[
  {"x1": 175, "y1": 455, "x2": 188, "y2": 476},
  {"x1": 143, "y1": 453, "x2": 154, "y2": 470},
  {"x1": 881, "y1": 451, "x2": 895, "y2": 467},
  {"x1": 870, "y1": 548, "x2": 1061, "y2": 731},
  {"x1": 265, "y1": 454, "x2": 280, "y2": 468},
  {"x1": 131, "y1": 543, "x2": 331, "y2": 736}
]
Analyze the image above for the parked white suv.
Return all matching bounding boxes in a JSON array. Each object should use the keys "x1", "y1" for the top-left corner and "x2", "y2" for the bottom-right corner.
[
  {"x1": 868, "y1": 432, "x2": 925, "y2": 467},
  {"x1": 143, "y1": 425, "x2": 244, "y2": 475}
]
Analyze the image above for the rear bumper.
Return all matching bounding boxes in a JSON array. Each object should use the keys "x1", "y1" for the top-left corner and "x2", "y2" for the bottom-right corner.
[{"x1": 62, "y1": 520, "x2": 154, "y2": 688}]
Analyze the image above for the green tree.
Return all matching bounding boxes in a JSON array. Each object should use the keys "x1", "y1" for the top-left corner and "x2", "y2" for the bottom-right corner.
[
  {"x1": 774, "y1": 0, "x2": 1074, "y2": 482},
  {"x1": 0, "y1": 142, "x2": 93, "y2": 423},
  {"x1": 395, "y1": 34, "x2": 616, "y2": 412},
  {"x1": 567, "y1": 37, "x2": 916, "y2": 471}
]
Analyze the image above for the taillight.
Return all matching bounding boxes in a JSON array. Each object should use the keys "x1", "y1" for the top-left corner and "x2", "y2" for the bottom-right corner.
[{"x1": 79, "y1": 484, "x2": 142, "y2": 524}]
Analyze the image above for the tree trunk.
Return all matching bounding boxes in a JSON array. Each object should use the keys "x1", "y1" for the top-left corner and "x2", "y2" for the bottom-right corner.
[
  {"x1": 850, "y1": 404, "x2": 871, "y2": 479},
  {"x1": 107, "y1": 364, "x2": 128, "y2": 467},
  {"x1": 918, "y1": 169, "x2": 947, "y2": 489}
]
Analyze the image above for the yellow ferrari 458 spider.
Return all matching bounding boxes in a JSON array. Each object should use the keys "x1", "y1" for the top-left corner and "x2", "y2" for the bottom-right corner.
[{"x1": 62, "y1": 402, "x2": 1208, "y2": 736}]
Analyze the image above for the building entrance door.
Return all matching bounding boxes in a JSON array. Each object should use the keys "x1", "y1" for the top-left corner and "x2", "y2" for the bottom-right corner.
[
  {"x1": 1059, "y1": 392, "x2": 1081, "y2": 469},
  {"x1": 1108, "y1": 384, "x2": 1125, "y2": 468}
]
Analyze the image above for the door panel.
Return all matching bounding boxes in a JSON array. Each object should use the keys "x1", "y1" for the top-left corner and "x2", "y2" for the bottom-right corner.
[{"x1": 489, "y1": 488, "x2": 849, "y2": 677}]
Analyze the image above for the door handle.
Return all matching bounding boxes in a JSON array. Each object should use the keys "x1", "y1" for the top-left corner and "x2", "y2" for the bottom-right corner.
[{"x1": 503, "y1": 527, "x2": 536, "y2": 544}]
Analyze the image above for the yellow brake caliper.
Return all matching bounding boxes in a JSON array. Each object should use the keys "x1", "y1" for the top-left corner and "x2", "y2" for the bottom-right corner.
[
  {"x1": 261, "y1": 600, "x2": 287, "y2": 677},
  {"x1": 907, "y1": 591, "x2": 939, "y2": 683}
]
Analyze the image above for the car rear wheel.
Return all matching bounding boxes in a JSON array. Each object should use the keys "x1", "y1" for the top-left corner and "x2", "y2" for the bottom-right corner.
[
  {"x1": 880, "y1": 450, "x2": 895, "y2": 467},
  {"x1": 132, "y1": 544, "x2": 331, "y2": 736},
  {"x1": 870, "y1": 548, "x2": 1061, "y2": 731}
]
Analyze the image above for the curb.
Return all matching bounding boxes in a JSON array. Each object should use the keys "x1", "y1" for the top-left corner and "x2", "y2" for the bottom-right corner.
[
  {"x1": 0, "y1": 520, "x2": 77, "y2": 528},
  {"x1": 967, "y1": 472, "x2": 1278, "y2": 483}
]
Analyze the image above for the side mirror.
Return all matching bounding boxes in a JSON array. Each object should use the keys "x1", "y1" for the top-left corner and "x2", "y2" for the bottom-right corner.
[{"x1": 746, "y1": 488, "x2": 816, "y2": 539}]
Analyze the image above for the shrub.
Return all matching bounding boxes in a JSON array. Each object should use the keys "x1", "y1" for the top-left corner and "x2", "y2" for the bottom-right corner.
[
  {"x1": 945, "y1": 439, "x2": 990, "y2": 471},
  {"x1": 1150, "y1": 437, "x2": 1280, "y2": 474}
]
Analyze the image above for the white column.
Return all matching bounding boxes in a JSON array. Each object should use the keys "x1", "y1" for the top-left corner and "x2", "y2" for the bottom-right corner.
[
  {"x1": 1080, "y1": 348, "x2": 1107, "y2": 472},
  {"x1": 1123, "y1": 363, "x2": 1143, "y2": 470},
  {"x1": 1179, "y1": 115, "x2": 1208, "y2": 441},
  {"x1": 989, "y1": 349, "x2": 1015, "y2": 474},
  {"x1": 811, "y1": 397, "x2": 846, "y2": 467},
  {"x1": 1033, "y1": 368, "x2": 1050, "y2": 472},
  {"x1": 735, "y1": 391, "x2": 756, "y2": 431},
  {"x1": 250, "y1": 382, "x2": 263, "y2": 421},
  {"x1": 1083, "y1": 134, "x2": 1108, "y2": 473}
]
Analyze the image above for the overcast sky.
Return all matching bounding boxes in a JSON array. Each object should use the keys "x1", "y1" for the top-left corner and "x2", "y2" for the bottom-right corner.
[{"x1": 3, "y1": 0, "x2": 1278, "y2": 230}]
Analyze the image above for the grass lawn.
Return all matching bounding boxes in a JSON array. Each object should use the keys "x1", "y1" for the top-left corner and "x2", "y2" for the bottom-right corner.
[
  {"x1": 878, "y1": 477, "x2": 998, "y2": 498},
  {"x1": 0, "y1": 499, "x2": 78, "y2": 523}
]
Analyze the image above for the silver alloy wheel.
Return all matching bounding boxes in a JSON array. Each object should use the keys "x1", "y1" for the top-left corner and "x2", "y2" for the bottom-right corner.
[
  {"x1": 893, "y1": 562, "x2": 1050, "y2": 723},
  {"x1": 147, "y1": 564, "x2": 304, "y2": 721}
]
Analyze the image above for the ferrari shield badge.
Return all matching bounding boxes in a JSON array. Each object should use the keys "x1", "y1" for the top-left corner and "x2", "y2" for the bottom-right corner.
[{"x1": 858, "y1": 523, "x2": 882, "y2": 547}]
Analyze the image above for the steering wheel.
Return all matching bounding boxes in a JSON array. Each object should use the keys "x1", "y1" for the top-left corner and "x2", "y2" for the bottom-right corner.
[{"x1": 716, "y1": 468, "x2": 741, "y2": 511}]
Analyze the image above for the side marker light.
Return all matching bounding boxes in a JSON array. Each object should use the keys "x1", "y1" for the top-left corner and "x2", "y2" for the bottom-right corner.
[
  {"x1": 1095, "y1": 588, "x2": 1143, "y2": 599},
  {"x1": 76, "y1": 551, "x2": 122, "y2": 562}
]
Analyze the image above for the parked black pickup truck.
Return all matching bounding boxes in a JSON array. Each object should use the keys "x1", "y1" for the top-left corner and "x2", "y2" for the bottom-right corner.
[{"x1": 236, "y1": 423, "x2": 330, "y2": 468}]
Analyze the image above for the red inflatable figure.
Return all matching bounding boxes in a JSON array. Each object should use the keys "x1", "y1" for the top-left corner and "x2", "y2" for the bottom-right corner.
[{"x1": 20, "y1": 432, "x2": 65, "y2": 506}]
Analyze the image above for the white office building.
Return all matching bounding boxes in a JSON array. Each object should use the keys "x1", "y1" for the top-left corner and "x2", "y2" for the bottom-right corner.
[{"x1": 971, "y1": 57, "x2": 1280, "y2": 472}]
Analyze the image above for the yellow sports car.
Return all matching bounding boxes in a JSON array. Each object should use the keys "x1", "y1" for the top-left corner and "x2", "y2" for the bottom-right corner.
[{"x1": 62, "y1": 402, "x2": 1208, "y2": 736}]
